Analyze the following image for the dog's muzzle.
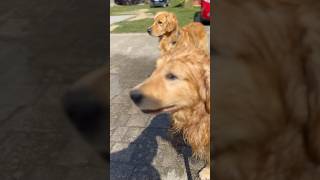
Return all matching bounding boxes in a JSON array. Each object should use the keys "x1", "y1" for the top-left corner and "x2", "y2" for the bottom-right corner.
[
  {"x1": 147, "y1": 27, "x2": 152, "y2": 35},
  {"x1": 130, "y1": 89, "x2": 144, "y2": 105}
]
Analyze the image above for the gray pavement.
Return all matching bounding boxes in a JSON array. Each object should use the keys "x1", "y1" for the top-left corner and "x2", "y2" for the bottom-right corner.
[
  {"x1": 110, "y1": 15, "x2": 135, "y2": 25},
  {"x1": 111, "y1": 0, "x2": 115, "y2": 7},
  {"x1": 0, "y1": 1, "x2": 106, "y2": 179},
  {"x1": 110, "y1": 33, "x2": 209, "y2": 180}
]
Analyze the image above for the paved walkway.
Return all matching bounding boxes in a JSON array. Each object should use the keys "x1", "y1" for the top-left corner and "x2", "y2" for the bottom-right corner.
[
  {"x1": 110, "y1": 0, "x2": 115, "y2": 7},
  {"x1": 110, "y1": 33, "x2": 210, "y2": 180},
  {"x1": 110, "y1": 15, "x2": 135, "y2": 25},
  {"x1": 0, "y1": 1, "x2": 106, "y2": 179}
]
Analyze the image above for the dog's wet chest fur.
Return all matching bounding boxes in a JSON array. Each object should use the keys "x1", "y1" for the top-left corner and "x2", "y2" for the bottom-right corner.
[{"x1": 171, "y1": 102, "x2": 210, "y2": 160}]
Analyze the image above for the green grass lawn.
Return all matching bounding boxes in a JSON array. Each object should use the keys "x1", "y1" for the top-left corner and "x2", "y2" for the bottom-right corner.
[
  {"x1": 110, "y1": 4, "x2": 149, "y2": 16},
  {"x1": 111, "y1": 1, "x2": 200, "y2": 33}
]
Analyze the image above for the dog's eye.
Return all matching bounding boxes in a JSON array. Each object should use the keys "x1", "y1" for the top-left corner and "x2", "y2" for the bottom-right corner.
[
  {"x1": 166, "y1": 73, "x2": 177, "y2": 80},
  {"x1": 158, "y1": 21, "x2": 162, "y2": 24}
]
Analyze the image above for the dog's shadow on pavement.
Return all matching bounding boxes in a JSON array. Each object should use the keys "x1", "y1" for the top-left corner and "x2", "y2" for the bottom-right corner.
[{"x1": 110, "y1": 113, "x2": 194, "y2": 180}]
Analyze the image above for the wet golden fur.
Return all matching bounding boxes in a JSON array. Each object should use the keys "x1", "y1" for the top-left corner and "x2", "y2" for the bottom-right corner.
[
  {"x1": 148, "y1": 11, "x2": 209, "y2": 55},
  {"x1": 214, "y1": 0, "x2": 320, "y2": 179},
  {"x1": 131, "y1": 47, "x2": 210, "y2": 178}
]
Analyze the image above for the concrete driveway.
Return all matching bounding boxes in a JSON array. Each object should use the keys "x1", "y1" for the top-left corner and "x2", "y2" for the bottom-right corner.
[
  {"x1": 110, "y1": 15, "x2": 135, "y2": 25},
  {"x1": 110, "y1": 30, "x2": 210, "y2": 180},
  {"x1": 0, "y1": 0, "x2": 107, "y2": 179}
]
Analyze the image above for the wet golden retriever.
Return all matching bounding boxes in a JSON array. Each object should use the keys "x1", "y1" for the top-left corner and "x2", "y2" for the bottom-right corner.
[
  {"x1": 130, "y1": 47, "x2": 210, "y2": 180},
  {"x1": 214, "y1": 0, "x2": 320, "y2": 179},
  {"x1": 147, "y1": 11, "x2": 209, "y2": 56}
]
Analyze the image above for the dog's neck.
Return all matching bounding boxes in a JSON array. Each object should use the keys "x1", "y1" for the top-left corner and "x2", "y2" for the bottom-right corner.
[
  {"x1": 171, "y1": 101, "x2": 210, "y2": 159},
  {"x1": 159, "y1": 27, "x2": 181, "y2": 44},
  {"x1": 171, "y1": 101, "x2": 210, "y2": 132}
]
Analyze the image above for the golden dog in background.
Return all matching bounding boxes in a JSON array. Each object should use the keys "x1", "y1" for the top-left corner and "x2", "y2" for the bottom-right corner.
[
  {"x1": 147, "y1": 11, "x2": 209, "y2": 56},
  {"x1": 130, "y1": 47, "x2": 210, "y2": 180}
]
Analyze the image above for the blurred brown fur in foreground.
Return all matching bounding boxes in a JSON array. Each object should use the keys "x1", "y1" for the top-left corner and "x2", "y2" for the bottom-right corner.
[{"x1": 213, "y1": 0, "x2": 320, "y2": 179}]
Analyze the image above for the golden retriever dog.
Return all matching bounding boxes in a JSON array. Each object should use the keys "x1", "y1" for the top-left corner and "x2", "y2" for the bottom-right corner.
[
  {"x1": 213, "y1": 0, "x2": 320, "y2": 179},
  {"x1": 147, "y1": 11, "x2": 209, "y2": 55},
  {"x1": 129, "y1": 47, "x2": 210, "y2": 180}
]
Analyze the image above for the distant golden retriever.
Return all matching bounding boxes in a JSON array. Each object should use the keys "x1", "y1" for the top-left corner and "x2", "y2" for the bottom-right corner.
[
  {"x1": 130, "y1": 47, "x2": 210, "y2": 180},
  {"x1": 147, "y1": 11, "x2": 209, "y2": 55}
]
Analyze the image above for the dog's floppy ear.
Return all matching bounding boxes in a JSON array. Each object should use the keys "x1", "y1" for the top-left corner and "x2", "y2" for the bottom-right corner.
[
  {"x1": 199, "y1": 62, "x2": 210, "y2": 113},
  {"x1": 165, "y1": 13, "x2": 178, "y2": 32}
]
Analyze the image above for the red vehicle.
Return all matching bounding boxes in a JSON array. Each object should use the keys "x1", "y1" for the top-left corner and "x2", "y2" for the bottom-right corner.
[{"x1": 194, "y1": 0, "x2": 210, "y2": 25}]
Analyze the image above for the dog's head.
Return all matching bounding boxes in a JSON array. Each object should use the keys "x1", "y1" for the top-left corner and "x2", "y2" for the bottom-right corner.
[
  {"x1": 130, "y1": 48, "x2": 210, "y2": 114},
  {"x1": 147, "y1": 11, "x2": 178, "y2": 37}
]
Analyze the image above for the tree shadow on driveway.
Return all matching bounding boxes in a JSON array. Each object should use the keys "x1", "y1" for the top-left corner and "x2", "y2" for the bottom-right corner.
[{"x1": 110, "y1": 113, "x2": 194, "y2": 180}]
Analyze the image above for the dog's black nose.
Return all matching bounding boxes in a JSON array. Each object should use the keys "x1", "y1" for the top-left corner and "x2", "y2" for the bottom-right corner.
[
  {"x1": 130, "y1": 89, "x2": 143, "y2": 105},
  {"x1": 147, "y1": 27, "x2": 152, "y2": 35}
]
